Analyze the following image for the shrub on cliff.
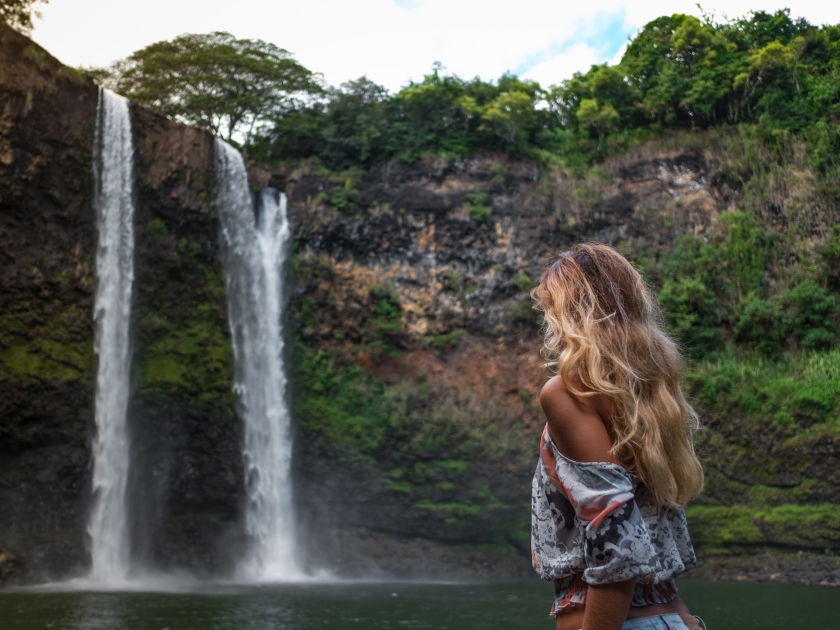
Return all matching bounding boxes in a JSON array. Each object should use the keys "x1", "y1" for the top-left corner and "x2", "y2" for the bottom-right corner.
[
  {"x1": 261, "y1": 9, "x2": 840, "y2": 173},
  {"x1": 733, "y1": 281, "x2": 837, "y2": 355}
]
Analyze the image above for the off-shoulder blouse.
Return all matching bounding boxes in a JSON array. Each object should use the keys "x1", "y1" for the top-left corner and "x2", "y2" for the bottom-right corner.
[{"x1": 531, "y1": 425, "x2": 696, "y2": 616}]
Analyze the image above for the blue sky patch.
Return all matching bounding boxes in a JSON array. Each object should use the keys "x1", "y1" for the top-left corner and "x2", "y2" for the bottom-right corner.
[
  {"x1": 393, "y1": 0, "x2": 420, "y2": 11},
  {"x1": 514, "y1": 9, "x2": 632, "y2": 77}
]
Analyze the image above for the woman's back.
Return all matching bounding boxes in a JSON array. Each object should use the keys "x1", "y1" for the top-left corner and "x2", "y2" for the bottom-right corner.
[{"x1": 529, "y1": 244, "x2": 705, "y2": 630}]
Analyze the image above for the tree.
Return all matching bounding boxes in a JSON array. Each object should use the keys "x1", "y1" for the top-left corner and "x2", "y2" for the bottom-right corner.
[
  {"x1": 95, "y1": 32, "x2": 321, "y2": 144},
  {"x1": 576, "y1": 98, "x2": 619, "y2": 148},
  {"x1": 481, "y1": 90, "x2": 538, "y2": 149},
  {"x1": 734, "y1": 41, "x2": 798, "y2": 114},
  {"x1": 0, "y1": 0, "x2": 48, "y2": 34}
]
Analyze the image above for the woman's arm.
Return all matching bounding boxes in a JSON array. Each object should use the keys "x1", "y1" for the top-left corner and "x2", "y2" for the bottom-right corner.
[
  {"x1": 540, "y1": 375, "x2": 636, "y2": 630},
  {"x1": 581, "y1": 579, "x2": 636, "y2": 630}
]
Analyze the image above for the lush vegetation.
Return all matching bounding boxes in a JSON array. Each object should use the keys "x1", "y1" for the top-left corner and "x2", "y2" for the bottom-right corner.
[
  {"x1": 91, "y1": 32, "x2": 320, "y2": 144},
  {"x1": 643, "y1": 217, "x2": 837, "y2": 361},
  {"x1": 687, "y1": 503, "x2": 840, "y2": 551},
  {"x1": 90, "y1": 10, "x2": 840, "y2": 174},
  {"x1": 292, "y1": 337, "x2": 531, "y2": 549},
  {"x1": 0, "y1": 0, "x2": 47, "y2": 34},
  {"x1": 243, "y1": 10, "x2": 840, "y2": 174}
]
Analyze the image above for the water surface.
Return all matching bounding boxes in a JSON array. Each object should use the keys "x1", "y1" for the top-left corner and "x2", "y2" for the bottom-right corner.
[{"x1": 1, "y1": 579, "x2": 837, "y2": 629}]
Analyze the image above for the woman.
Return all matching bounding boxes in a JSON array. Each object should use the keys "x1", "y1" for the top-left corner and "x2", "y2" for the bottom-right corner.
[{"x1": 530, "y1": 243, "x2": 706, "y2": 630}]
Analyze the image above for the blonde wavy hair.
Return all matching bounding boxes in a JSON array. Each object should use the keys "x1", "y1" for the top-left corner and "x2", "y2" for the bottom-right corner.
[{"x1": 532, "y1": 242, "x2": 703, "y2": 508}]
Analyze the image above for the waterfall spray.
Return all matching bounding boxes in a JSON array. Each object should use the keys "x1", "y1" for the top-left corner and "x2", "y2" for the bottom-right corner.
[
  {"x1": 215, "y1": 139, "x2": 301, "y2": 581},
  {"x1": 88, "y1": 89, "x2": 136, "y2": 584}
]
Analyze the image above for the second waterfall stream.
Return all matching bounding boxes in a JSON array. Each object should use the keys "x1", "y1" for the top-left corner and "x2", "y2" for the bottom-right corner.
[{"x1": 215, "y1": 139, "x2": 302, "y2": 581}]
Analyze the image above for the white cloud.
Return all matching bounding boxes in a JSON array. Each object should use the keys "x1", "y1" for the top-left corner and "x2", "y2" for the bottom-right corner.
[
  {"x1": 521, "y1": 42, "x2": 600, "y2": 87},
  {"x1": 30, "y1": 0, "x2": 840, "y2": 93},
  {"x1": 608, "y1": 40, "x2": 629, "y2": 67}
]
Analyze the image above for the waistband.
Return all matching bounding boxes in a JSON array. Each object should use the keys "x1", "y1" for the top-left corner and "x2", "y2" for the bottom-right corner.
[{"x1": 621, "y1": 613, "x2": 707, "y2": 630}]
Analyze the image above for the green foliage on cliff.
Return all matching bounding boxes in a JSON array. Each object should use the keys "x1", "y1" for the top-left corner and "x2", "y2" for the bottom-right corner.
[
  {"x1": 687, "y1": 348, "x2": 840, "y2": 427},
  {"x1": 0, "y1": 302, "x2": 93, "y2": 383},
  {"x1": 133, "y1": 228, "x2": 234, "y2": 407},
  {"x1": 621, "y1": 123, "x2": 840, "y2": 367},
  {"x1": 359, "y1": 282, "x2": 403, "y2": 358},
  {"x1": 249, "y1": 9, "x2": 840, "y2": 173},
  {"x1": 292, "y1": 338, "x2": 531, "y2": 546},
  {"x1": 465, "y1": 192, "x2": 491, "y2": 222},
  {"x1": 0, "y1": 0, "x2": 47, "y2": 35},
  {"x1": 687, "y1": 504, "x2": 840, "y2": 551},
  {"x1": 294, "y1": 341, "x2": 527, "y2": 465}
]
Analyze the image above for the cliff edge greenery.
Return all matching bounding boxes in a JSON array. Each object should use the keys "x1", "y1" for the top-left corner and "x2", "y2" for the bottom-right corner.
[{"x1": 247, "y1": 9, "x2": 840, "y2": 177}]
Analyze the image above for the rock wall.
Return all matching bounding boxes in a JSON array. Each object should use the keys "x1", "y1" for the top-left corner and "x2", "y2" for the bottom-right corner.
[
  {"x1": 0, "y1": 24, "x2": 98, "y2": 584},
  {"x1": 282, "y1": 147, "x2": 839, "y2": 584},
  {"x1": 282, "y1": 151, "x2": 736, "y2": 571}
]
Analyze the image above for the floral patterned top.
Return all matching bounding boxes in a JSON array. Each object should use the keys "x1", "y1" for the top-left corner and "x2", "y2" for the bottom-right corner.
[{"x1": 531, "y1": 425, "x2": 696, "y2": 616}]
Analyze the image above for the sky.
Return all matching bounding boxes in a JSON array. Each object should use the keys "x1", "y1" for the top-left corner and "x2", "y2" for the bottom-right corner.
[{"x1": 31, "y1": 0, "x2": 840, "y2": 92}]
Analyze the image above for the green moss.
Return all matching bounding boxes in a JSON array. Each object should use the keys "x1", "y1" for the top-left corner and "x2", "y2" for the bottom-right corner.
[
  {"x1": 147, "y1": 219, "x2": 167, "y2": 236},
  {"x1": 412, "y1": 499, "x2": 484, "y2": 516},
  {"x1": 465, "y1": 192, "x2": 490, "y2": 222},
  {"x1": 687, "y1": 504, "x2": 840, "y2": 550},
  {"x1": 381, "y1": 478, "x2": 413, "y2": 494},
  {"x1": 687, "y1": 348, "x2": 840, "y2": 427},
  {"x1": 489, "y1": 164, "x2": 507, "y2": 184},
  {"x1": 0, "y1": 303, "x2": 94, "y2": 383},
  {"x1": 358, "y1": 282, "x2": 403, "y2": 358},
  {"x1": 686, "y1": 505, "x2": 764, "y2": 547},
  {"x1": 56, "y1": 65, "x2": 88, "y2": 87},
  {"x1": 141, "y1": 354, "x2": 188, "y2": 388},
  {"x1": 432, "y1": 460, "x2": 470, "y2": 475},
  {"x1": 421, "y1": 328, "x2": 466, "y2": 350},
  {"x1": 134, "y1": 261, "x2": 233, "y2": 405},
  {"x1": 23, "y1": 44, "x2": 49, "y2": 72},
  {"x1": 511, "y1": 270, "x2": 535, "y2": 294}
]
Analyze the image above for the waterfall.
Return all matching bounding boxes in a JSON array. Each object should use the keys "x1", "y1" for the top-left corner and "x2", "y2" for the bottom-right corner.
[
  {"x1": 215, "y1": 139, "x2": 301, "y2": 581},
  {"x1": 88, "y1": 89, "x2": 136, "y2": 583}
]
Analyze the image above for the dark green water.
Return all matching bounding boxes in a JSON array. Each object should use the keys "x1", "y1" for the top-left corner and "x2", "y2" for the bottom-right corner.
[{"x1": 1, "y1": 579, "x2": 837, "y2": 630}]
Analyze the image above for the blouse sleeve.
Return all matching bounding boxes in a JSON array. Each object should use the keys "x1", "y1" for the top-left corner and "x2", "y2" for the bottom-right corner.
[{"x1": 540, "y1": 427, "x2": 656, "y2": 585}]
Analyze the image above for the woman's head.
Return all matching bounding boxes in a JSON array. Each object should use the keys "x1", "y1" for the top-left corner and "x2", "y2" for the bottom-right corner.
[{"x1": 532, "y1": 242, "x2": 703, "y2": 507}]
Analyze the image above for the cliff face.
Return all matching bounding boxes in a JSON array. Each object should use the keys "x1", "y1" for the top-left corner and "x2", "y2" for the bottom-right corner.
[
  {"x1": 0, "y1": 25, "x2": 98, "y2": 583},
  {"x1": 0, "y1": 26, "x2": 245, "y2": 583},
  {"x1": 1, "y1": 25, "x2": 838, "y2": 586},
  {"x1": 283, "y1": 152, "x2": 728, "y2": 569},
  {"x1": 127, "y1": 105, "x2": 244, "y2": 575},
  {"x1": 284, "y1": 146, "x2": 840, "y2": 582}
]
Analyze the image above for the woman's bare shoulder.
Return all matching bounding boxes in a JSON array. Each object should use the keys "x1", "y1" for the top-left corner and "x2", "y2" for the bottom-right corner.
[{"x1": 539, "y1": 374, "x2": 614, "y2": 464}]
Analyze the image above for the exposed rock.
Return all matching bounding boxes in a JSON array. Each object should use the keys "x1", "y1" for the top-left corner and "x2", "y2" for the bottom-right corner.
[{"x1": 0, "y1": 23, "x2": 98, "y2": 584}]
